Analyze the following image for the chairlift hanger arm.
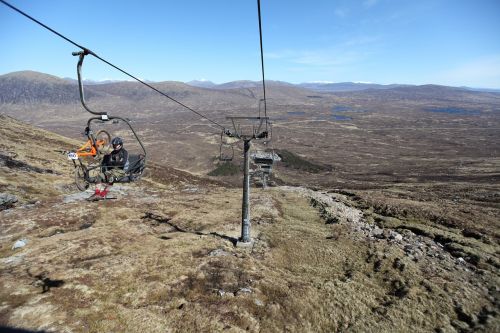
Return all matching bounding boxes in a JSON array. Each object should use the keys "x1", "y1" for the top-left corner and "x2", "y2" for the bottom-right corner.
[
  {"x1": 224, "y1": 128, "x2": 235, "y2": 137},
  {"x1": 72, "y1": 51, "x2": 107, "y2": 117}
]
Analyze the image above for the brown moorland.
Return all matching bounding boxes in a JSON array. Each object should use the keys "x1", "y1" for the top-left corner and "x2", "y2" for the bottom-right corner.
[{"x1": 0, "y1": 71, "x2": 499, "y2": 332}]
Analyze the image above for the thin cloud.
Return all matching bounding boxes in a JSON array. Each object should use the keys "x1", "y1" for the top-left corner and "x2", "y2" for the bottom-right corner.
[
  {"x1": 292, "y1": 50, "x2": 364, "y2": 67},
  {"x1": 342, "y1": 35, "x2": 381, "y2": 47},
  {"x1": 265, "y1": 35, "x2": 380, "y2": 68},
  {"x1": 334, "y1": 8, "x2": 349, "y2": 18},
  {"x1": 363, "y1": 0, "x2": 379, "y2": 9},
  {"x1": 433, "y1": 55, "x2": 500, "y2": 88},
  {"x1": 266, "y1": 48, "x2": 364, "y2": 67}
]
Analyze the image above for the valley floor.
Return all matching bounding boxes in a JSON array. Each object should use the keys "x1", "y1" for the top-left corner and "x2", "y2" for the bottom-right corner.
[{"x1": 0, "y1": 115, "x2": 498, "y2": 332}]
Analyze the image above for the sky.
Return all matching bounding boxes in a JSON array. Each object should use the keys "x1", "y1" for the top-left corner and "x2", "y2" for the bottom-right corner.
[{"x1": 1, "y1": 0, "x2": 499, "y2": 88}]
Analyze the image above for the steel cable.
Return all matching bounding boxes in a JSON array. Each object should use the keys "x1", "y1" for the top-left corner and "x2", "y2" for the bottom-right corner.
[
  {"x1": 0, "y1": 0, "x2": 227, "y2": 130},
  {"x1": 257, "y1": 0, "x2": 268, "y2": 130}
]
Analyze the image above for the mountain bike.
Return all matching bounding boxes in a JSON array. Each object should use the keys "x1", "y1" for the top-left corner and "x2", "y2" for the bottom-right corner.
[
  {"x1": 67, "y1": 127, "x2": 111, "y2": 191},
  {"x1": 67, "y1": 127, "x2": 111, "y2": 162}
]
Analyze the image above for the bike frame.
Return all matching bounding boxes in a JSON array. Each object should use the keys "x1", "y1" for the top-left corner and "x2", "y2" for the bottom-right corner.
[{"x1": 75, "y1": 136, "x2": 107, "y2": 158}]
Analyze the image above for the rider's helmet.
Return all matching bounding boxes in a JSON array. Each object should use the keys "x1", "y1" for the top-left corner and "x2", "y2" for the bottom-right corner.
[{"x1": 111, "y1": 137, "x2": 123, "y2": 151}]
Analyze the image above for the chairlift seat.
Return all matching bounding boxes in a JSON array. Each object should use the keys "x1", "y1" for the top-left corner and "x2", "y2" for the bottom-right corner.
[
  {"x1": 115, "y1": 154, "x2": 146, "y2": 182},
  {"x1": 219, "y1": 143, "x2": 234, "y2": 162},
  {"x1": 254, "y1": 157, "x2": 274, "y2": 165},
  {"x1": 261, "y1": 165, "x2": 272, "y2": 174},
  {"x1": 251, "y1": 150, "x2": 275, "y2": 165}
]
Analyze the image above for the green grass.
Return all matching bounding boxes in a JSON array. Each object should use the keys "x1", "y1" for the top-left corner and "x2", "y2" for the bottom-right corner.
[
  {"x1": 276, "y1": 149, "x2": 330, "y2": 173},
  {"x1": 208, "y1": 162, "x2": 240, "y2": 176}
]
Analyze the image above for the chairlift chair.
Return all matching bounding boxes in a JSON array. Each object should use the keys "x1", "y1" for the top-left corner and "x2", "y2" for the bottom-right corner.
[
  {"x1": 251, "y1": 151, "x2": 275, "y2": 166},
  {"x1": 247, "y1": 121, "x2": 280, "y2": 188},
  {"x1": 250, "y1": 122, "x2": 278, "y2": 168},
  {"x1": 68, "y1": 50, "x2": 147, "y2": 191},
  {"x1": 219, "y1": 129, "x2": 235, "y2": 162}
]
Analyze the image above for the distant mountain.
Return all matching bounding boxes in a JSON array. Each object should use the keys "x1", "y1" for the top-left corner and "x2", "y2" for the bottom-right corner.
[
  {"x1": 63, "y1": 77, "x2": 127, "y2": 85},
  {"x1": 299, "y1": 82, "x2": 500, "y2": 94},
  {"x1": 216, "y1": 80, "x2": 261, "y2": 89},
  {"x1": 3, "y1": 70, "x2": 70, "y2": 85},
  {"x1": 198, "y1": 80, "x2": 295, "y2": 90},
  {"x1": 186, "y1": 80, "x2": 217, "y2": 89},
  {"x1": 186, "y1": 80, "x2": 409, "y2": 92},
  {"x1": 2, "y1": 70, "x2": 499, "y2": 108},
  {"x1": 0, "y1": 71, "x2": 101, "y2": 104},
  {"x1": 187, "y1": 79, "x2": 500, "y2": 94},
  {"x1": 0, "y1": 71, "x2": 275, "y2": 111},
  {"x1": 329, "y1": 84, "x2": 500, "y2": 103},
  {"x1": 88, "y1": 80, "x2": 195, "y2": 99},
  {"x1": 459, "y1": 86, "x2": 500, "y2": 93},
  {"x1": 298, "y1": 82, "x2": 411, "y2": 92}
]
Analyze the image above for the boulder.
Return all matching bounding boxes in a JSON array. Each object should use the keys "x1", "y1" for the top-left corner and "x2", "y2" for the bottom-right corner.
[{"x1": 0, "y1": 193, "x2": 18, "y2": 211}]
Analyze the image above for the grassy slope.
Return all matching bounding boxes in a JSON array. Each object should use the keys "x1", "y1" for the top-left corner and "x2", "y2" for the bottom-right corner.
[{"x1": 0, "y1": 115, "x2": 498, "y2": 332}]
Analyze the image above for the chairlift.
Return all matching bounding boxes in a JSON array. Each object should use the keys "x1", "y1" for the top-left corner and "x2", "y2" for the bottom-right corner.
[
  {"x1": 251, "y1": 154, "x2": 277, "y2": 188},
  {"x1": 219, "y1": 145, "x2": 234, "y2": 162},
  {"x1": 219, "y1": 133, "x2": 235, "y2": 162},
  {"x1": 251, "y1": 148, "x2": 279, "y2": 175},
  {"x1": 251, "y1": 150, "x2": 275, "y2": 166},
  {"x1": 250, "y1": 158, "x2": 274, "y2": 188},
  {"x1": 68, "y1": 50, "x2": 147, "y2": 191},
  {"x1": 251, "y1": 123, "x2": 279, "y2": 166},
  {"x1": 249, "y1": 122, "x2": 280, "y2": 188},
  {"x1": 262, "y1": 119, "x2": 273, "y2": 145},
  {"x1": 219, "y1": 128, "x2": 238, "y2": 162}
]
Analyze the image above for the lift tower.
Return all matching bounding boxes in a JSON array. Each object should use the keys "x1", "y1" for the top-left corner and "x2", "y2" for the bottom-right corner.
[{"x1": 225, "y1": 117, "x2": 268, "y2": 244}]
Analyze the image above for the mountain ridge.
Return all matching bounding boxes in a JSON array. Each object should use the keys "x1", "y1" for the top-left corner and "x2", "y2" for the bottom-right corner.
[
  {"x1": 2, "y1": 70, "x2": 499, "y2": 107},
  {"x1": 3, "y1": 70, "x2": 499, "y2": 94}
]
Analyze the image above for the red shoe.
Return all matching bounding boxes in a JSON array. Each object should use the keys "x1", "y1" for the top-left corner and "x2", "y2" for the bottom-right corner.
[
  {"x1": 100, "y1": 187, "x2": 109, "y2": 198},
  {"x1": 86, "y1": 193, "x2": 104, "y2": 201}
]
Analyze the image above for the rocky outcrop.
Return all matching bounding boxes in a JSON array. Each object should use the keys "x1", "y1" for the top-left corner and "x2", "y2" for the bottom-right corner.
[{"x1": 0, "y1": 193, "x2": 17, "y2": 210}]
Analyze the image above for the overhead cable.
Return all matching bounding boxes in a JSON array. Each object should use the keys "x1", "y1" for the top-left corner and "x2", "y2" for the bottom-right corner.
[
  {"x1": 257, "y1": 0, "x2": 268, "y2": 129},
  {"x1": 0, "y1": 0, "x2": 226, "y2": 130}
]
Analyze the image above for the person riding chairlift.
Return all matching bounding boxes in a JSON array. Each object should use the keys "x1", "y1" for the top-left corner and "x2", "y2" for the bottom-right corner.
[{"x1": 87, "y1": 137, "x2": 129, "y2": 201}]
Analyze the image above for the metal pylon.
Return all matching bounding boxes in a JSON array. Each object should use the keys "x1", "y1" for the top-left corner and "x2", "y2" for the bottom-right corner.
[{"x1": 224, "y1": 116, "x2": 269, "y2": 244}]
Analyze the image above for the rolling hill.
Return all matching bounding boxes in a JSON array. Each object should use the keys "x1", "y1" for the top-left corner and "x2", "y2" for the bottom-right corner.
[{"x1": 0, "y1": 68, "x2": 499, "y2": 331}]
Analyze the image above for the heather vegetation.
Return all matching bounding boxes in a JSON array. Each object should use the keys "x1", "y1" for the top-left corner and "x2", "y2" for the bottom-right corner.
[{"x1": 0, "y1": 72, "x2": 499, "y2": 332}]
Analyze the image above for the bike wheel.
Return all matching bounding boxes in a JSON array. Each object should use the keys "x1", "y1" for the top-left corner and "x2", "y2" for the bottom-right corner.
[
  {"x1": 75, "y1": 165, "x2": 90, "y2": 191},
  {"x1": 95, "y1": 130, "x2": 111, "y2": 153}
]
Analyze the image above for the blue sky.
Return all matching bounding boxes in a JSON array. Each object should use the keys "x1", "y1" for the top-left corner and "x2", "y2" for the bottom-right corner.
[{"x1": 1, "y1": 0, "x2": 499, "y2": 88}]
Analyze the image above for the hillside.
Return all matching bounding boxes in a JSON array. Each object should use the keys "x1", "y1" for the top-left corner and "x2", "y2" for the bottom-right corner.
[
  {"x1": 329, "y1": 84, "x2": 500, "y2": 104},
  {"x1": 186, "y1": 79, "x2": 500, "y2": 94},
  {"x1": 0, "y1": 71, "x2": 104, "y2": 105},
  {"x1": 1, "y1": 113, "x2": 499, "y2": 331},
  {"x1": 0, "y1": 71, "x2": 335, "y2": 115}
]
